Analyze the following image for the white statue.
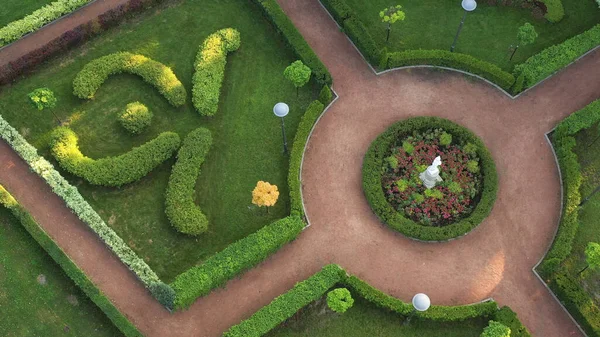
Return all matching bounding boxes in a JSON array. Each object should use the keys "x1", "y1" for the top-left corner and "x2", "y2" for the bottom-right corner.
[{"x1": 419, "y1": 156, "x2": 443, "y2": 189}]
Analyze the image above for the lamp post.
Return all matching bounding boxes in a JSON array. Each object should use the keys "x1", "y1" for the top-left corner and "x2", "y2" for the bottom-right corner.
[
  {"x1": 404, "y1": 293, "x2": 430, "y2": 325},
  {"x1": 450, "y1": 0, "x2": 477, "y2": 52},
  {"x1": 273, "y1": 102, "x2": 289, "y2": 154}
]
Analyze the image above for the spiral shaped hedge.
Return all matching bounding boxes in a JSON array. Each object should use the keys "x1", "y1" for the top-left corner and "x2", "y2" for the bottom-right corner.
[{"x1": 362, "y1": 117, "x2": 498, "y2": 241}]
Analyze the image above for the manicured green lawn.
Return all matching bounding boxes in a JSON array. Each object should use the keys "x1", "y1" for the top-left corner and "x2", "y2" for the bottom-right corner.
[
  {"x1": 0, "y1": 0, "x2": 317, "y2": 282},
  {"x1": 0, "y1": 207, "x2": 122, "y2": 336},
  {"x1": 340, "y1": 0, "x2": 599, "y2": 71},
  {"x1": 566, "y1": 126, "x2": 600, "y2": 304},
  {"x1": 0, "y1": 0, "x2": 55, "y2": 28},
  {"x1": 267, "y1": 295, "x2": 487, "y2": 337}
]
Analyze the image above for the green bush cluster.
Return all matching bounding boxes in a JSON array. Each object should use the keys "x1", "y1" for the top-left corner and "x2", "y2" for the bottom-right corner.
[
  {"x1": 540, "y1": 0, "x2": 565, "y2": 23},
  {"x1": 318, "y1": 85, "x2": 333, "y2": 105},
  {"x1": 362, "y1": 116, "x2": 498, "y2": 241},
  {"x1": 192, "y1": 28, "x2": 240, "y2": 116},
  {"x1": 0, "y1": 0, "x2": 91, "y2": 47},
  {"x1": 0, "y1": 185, "x2": 142, "y2": 337},
  {"x1": 72, "y1": 52, "x2": 186, "y2": 107},
  {"x1": 386, "y1": 50, "x2": 515, "y2": 91},
  {"x1": 327, "y1": 288, "x2": 354, "y2": 313},
  {"x1": 550, "y1": 270, "x2": 600, "y2": 336},
  {"x1": 514, "y1": 24, "x2": 600, "y2": 91},
  {"x1": 481, "y1": 321, "x2": 511, "y2": 337},
  {"x1": 0, "y1": 115, "x2": 160, "y2": 287},
  {"x1": 165, "y1": 128, "x2": 212, "y2": 236},
  {"x1": 288, "y1": 100, "x2": 326, "y2": 218},
  {"x1": 170, "y1": 216, "x2": 305, "y2": 309},
  {"x1": 251, "y1": 0, "x2": 332, "y2": 85},
  {"x1": 49, "y1": 127, "x2": 180, "y2": 187},
  {"x1": 223, "y1": 264, "x2": 345, "y2": 337},
  {"x1": 493, "y1": 306, "x2": 532, "y2": 337},
  {"x1": 118, "y1": 102, "x2": 152, "y2": 135}
]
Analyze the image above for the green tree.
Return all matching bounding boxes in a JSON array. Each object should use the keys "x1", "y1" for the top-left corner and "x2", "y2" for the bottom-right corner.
[
  {"x1": 579, "y1": 242, "x2": 600, "y2": 276},
  {"x1": 28, "y1": 87, "x2": 61, "y2": 124},
  {"x1": 510, "y1": 23, "x2": 538, "y2": 61},
  {"x1": 481, "y1": 320, "x2": 511, "y2": 337},
  {"x1": 283, "y1": 60, "x2": 311, "y2": 96},
  {"x1": 379, "y1": 5, "x2": 406, "y2": 43}
]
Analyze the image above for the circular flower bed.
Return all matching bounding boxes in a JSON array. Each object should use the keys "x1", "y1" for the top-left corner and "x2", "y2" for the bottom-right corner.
[{"x1": 362, "y1": 117, "x2": 497, "y2": 241}]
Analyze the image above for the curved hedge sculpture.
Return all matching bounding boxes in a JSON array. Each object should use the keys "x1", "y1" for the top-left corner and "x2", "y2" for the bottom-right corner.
[
  {"x1": 73, "y1": 52, "x2": 187, "y2": 107},
  {"x1": 165, "y1": 128, "x2": 212, "y2": 235},
  {"x1": 192, "y1": 28, "x2": 240, "y2": 116},
  {"x1": 50, "y1": 127, "x2": 181, "y2": 187},
  {"x1": 362, "y1": 117, "x2": 498, "y2": 241}
]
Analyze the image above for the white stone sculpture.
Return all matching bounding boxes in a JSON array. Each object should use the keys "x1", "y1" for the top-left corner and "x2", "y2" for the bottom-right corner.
[{"x1": 419, "y1": 156, "x2": 443, "y2": 189}]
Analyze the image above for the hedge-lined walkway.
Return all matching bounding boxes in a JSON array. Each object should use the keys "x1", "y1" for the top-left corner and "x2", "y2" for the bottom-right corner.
[{"x1": 1, "y1": 0, "x2": 600, "y2": 336}]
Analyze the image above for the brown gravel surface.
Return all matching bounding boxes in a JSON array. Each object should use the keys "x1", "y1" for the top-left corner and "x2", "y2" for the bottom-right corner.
[{"x1": 1, "y1": 0, "x2": 600, "y2": 336}]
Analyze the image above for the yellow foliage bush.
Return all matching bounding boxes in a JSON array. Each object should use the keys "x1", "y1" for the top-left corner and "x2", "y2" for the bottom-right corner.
[{"x1": 252, "y1": 181, "x2": 279, "y2": 208}]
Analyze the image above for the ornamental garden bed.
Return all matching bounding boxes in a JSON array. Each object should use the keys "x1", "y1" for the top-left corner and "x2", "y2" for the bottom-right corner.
[{"x1": 363, "y1": 117, "x2": 497, "y2": 241}]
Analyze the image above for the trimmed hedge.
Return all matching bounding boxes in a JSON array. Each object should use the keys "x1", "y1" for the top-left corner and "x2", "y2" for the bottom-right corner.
[
  {"x1": 288, "y1": 100, "x2": 326, "y2": 218},
  {"x1": 252, "y1": 0, "x2": 332, "y2": 85},
  {"x1": 165, "y1": 128, "x2": 212, "y2": 235},
  {"x1": 72, "y1": 52, "x2": 187, "y2": 107},
  {"x1": 0, "y1": 0, "x2": 92, "y2": 47},
  {"x1": 0, "y1": 185, "x2": 142, "y2": 337},
  {"x1": 386, "y1": 50, "x2": 515, "y2": 91},
  {"x1": 343, "y1": 17, "x2": 381, "y2": 65},
  {"x1": 362, "y1": 117, "x2": 498, "y2": 241},
  {"x1": 49, "y1": 127, "x2": 180, "y2": 187},
  {"x1": 170, "y1": 216, "x2": 305, "y2": 309},
  {"x1": 192, "y1": 28, "x2": 240, "y2": 116},
  {"x1": 0, "y1": 115, "x2": 160, "y2": 287},
  {"x1": 118, "y1": 101, "x2": 152, "y2": 135},
  {"x1": 514, "y1": 24, "x2": 600, "y2": 91},
  {"x1": 493, "y1": 306, "x2": 532, "y2": 337},
  {"x1": 223, "y1": 264, "x2": 345, "y2": 337},
  {"x1": 540, "y1": 0, "x2": 565, "y2": 23}
]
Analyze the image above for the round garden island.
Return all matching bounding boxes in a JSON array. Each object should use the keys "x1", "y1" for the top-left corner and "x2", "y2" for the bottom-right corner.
[{"x1": 362, "y1": 116, "x2": 498, "y2": 241}]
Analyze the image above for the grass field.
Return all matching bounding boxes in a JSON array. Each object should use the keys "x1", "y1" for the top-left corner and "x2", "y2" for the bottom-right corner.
[
  {"x1": 0, "y1": 0, "x2": 55, "y2": 28},
  {"x1": 340, "y1": 0, "x2": 599, "y2": 71},
  {"x1": 566, "y1": 125, "x2": 600, "y2": 304},
  {"x1": 266, "y1": 295, "x2": 487, "y2": 337},
  {"x1": 0, "y1": 207, "x2": 122, "y2": 336},
  {"x1": 0, "y1": 0, "x2": 317, "y2": 282}
]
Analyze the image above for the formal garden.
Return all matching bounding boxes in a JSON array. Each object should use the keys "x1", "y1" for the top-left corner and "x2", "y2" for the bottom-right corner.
[{"x1": 1, "y1": 0, "x2": 600, "y2": 336}]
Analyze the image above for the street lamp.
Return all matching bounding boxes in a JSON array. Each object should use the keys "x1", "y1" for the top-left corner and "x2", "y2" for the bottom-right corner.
[
  {"x1": 405, "y1": 293, "x2": 430, "y2": 325},
  {"x1": 273, "y1": 102, "x2": 289, "y2": 154},
  {"x1": 450, "y1": 0, "x2": 477, "y2": 52}
]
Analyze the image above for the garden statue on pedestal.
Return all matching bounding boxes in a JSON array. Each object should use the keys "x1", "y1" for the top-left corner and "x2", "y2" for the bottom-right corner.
[{"x1": 419, "y1": 156, "x2": 443, "y2": 189}]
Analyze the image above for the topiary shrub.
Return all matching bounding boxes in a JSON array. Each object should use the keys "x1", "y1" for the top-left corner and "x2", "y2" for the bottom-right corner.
[
  {"x1": 73, "y1": 52, "x2": 186, "y2": 107},
  {"x1": 150, "y1": 282, "x2": 176, "y2": 311},
  {"x1": 49, "y1": 127, "x2": 180, "y2": 187},
  {"x1": 118, "y1": 102, "x2": 152, "y2": 135},
  {"x1": 318, "y1": 85, "x2": 333, "y2": 105},
  {"x1": 327, "y1": 288, "x2": 354, "y2": 313},
  {"x1": 481, "y1": 320, "x2": 511, "y2": 337},
  {"x1": 541, "y1": 0, "x2": 564, "y2": 23},
  {"x1": 192, "y1": 28, "x2": 241, "y2": 116},
  {"x1": 165, "y1": 128, "x2": 212, "y2": 235}
]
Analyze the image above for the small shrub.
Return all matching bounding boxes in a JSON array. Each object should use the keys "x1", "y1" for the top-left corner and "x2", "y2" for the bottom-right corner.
[
  {"x1": 412, "y1": 193, "x2": 425, "y2": 203},
  {"x1": 73, "y1": 52, "x2": 186, "y2": 107},
  {"x1": 28, "y1": 88, "x2": 57, "y2": 110},
  {"x1": 165, "y1": 128, "x2": 212, "y2": 235},
  {"x1": 448, "y1": 181, "x2": 463, "y2": 193},
  {"x1": 467, "y1": 160, "x2": 480, "y2": 173},
  {"x1": 385, "y1": 155, "x2": 399, "y2": 169},
  {"x1": 150, "y1": 282, "x2": 176, "y2": 310},
  {"x1": 118, "y1": 102, "x2": 152, "y2": 135},
  {"x1": 424, "y1": 188, "x2": 443, "y2": 199},
  {"x1": 192, "y1": 28, "x2": 240, "y2": 116},
  {"x1": 541, "y1": 0, "x2": 564, "y2": 23},
  {"x1": 327, "y1": 288, "x2": 354, "y2": 313},
  {"x1": 481, "y1": 320, "x2": 511, "y2": 337},
  {"x1": 464, "y1": 142, "x2": 478, "y2": 155},
  {"x1": 395, "y1": 179, "x2": 408, "y2": 191},
  {"x1": 402, "y1": 141, "x2": 414, "y2": 154},
  {"x1": 439, "y1": 132, "x2": 452, "y2": 146},
  {"x1": 318, "y1": 85, "x2": 333, "y2": 104}
]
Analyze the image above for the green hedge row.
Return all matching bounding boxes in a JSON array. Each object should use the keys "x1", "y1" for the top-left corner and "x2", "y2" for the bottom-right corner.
[
  {"x1": 386, "y1": 50, "x2": 515, "y2": 91},
  {"x1": 288, "y1": 100, "x2": 326, "y2": 218},
  {"x1": 362, "y1": 116, "x2": 498, "y2": 241},
  {"x1": 170, "y1": 216, "x2": 305, "y2": 309},
  {"x1": 0, "y1": 185, "x2": 142, "y2": 337},
  {"x1": 493, "y1": 306, "x2": 532, "y2": 337},
  {"x1": 72, "y1": 52, "x2": 187, "y2": 107},
  {"x1": 192, "y1": 28, "x2": 240, "y2": 116},
  {"x1": 0, "y1": 0, "x2": 91, "y2": 47},
  {"x1": 514, "y1": 24, "x2": 600, "y2": 91},
  {"x1": 49, "y1": 127, "x2": 180, "y2": 187},
  {"x1": 165, "y1": 128, "x2": 212, "y2": 235},
  {"x1": 0, "y1": 115, "x2": 160, "y2": 287},
  {"x1": 342, "y1": 275, "x2": 499, "y2": 321},
  {"x1": 223, "y1": 264, "x2": 345, "y2": 337},
  {"x1": 252, "y1": 0, "x2": 332, "y2": 85},
  {"x1": 549, "y1": 270, "x2": 600, "y2": 336}
]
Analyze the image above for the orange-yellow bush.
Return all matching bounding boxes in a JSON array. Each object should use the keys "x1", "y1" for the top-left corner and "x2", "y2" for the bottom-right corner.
[{"x1": 252, "y1": 181, "x2": 279, "y2": 208}]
